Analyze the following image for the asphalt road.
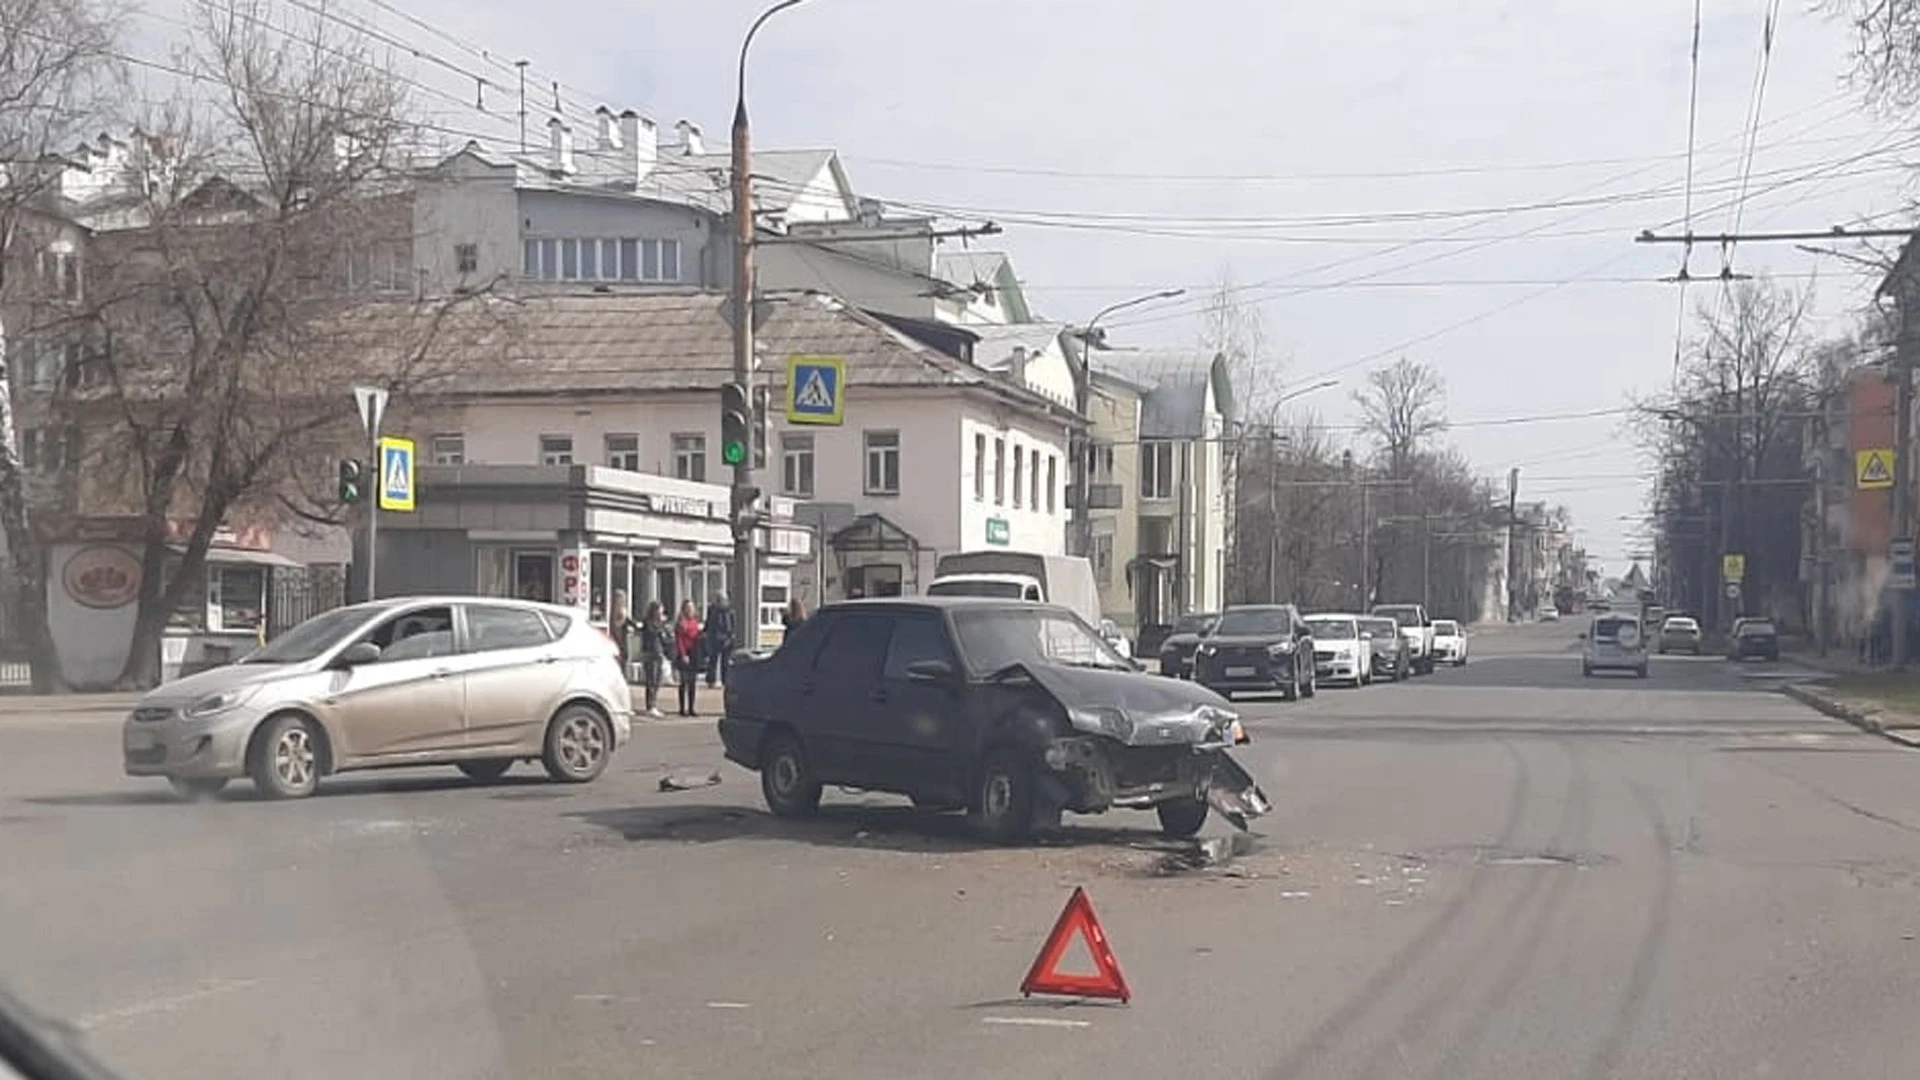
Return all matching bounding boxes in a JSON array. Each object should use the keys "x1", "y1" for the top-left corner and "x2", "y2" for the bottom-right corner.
[{"x1": 4, "y1": 620, "x2": 1919, "y2": 1079}]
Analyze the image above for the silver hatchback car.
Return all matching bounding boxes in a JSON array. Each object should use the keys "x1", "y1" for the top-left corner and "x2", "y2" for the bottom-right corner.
[
  {"x1": 123, "y1": 597, "x2": 634, "y2": 799},
  {"x1": 1581, "y1": 613, "x2": 1649, "y2": 679}
]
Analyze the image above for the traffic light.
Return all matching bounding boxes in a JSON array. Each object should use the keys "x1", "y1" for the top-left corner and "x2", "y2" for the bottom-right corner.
[
  {"x1": 751, "y1": 384, "x2": 770, "y2": 471},
  {"x1": 337, "y1": 458, "x2": 363, "y2": 504},
  {"x1": 719, "y1": 382, "x2": 751, "y2": 468},
  {"x1": 729, "y1": 483, "x2": 763, "y2": 540}
]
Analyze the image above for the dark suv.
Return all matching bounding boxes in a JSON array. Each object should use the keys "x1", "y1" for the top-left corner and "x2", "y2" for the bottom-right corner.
[
  {"x1": 718, "y1": 598, "x2": 1271, "y2": 844},
  {"x1": 1193, "y1": 604, "x2": 1317, "y2": 701}
]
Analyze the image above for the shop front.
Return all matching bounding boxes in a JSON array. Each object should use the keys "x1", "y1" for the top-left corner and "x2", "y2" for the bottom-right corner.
[{"x1": 376, "y1": 465, "x2": 809, "y2": 649}]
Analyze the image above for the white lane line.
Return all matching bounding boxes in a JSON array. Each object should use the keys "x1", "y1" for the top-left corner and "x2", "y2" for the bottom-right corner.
[
  {"x1": 981, "y1": 1016, "x2": 1092, "y2": 1029},
  {"x1": 705, "y1": 1001, "x2": 752, "y2": 1009},
  {"x1": 76, "y1": 978, "x2": 256, "y2": 1030}
]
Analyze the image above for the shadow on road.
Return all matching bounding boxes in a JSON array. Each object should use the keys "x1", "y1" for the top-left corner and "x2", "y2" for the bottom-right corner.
[
  {"x1": 24, "y1": 771, "x2": 558, "y2": 807},
  {"x1": 566, "y1": 801, "x2": 1173, "y2": 854}
]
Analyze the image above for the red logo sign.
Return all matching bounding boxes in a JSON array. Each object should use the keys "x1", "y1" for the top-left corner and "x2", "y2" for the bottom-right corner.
[{"x1": 62, "y1": 545, "x2": 142, "y2": 610}]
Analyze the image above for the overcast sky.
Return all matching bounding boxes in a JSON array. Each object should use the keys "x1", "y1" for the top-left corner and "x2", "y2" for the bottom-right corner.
[{"x1": 143, "y1": 0, "x2": 1917, "y2": 575}]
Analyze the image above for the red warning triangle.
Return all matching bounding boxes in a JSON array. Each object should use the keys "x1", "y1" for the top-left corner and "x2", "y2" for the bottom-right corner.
[{"x1": 1019, "y1": 887, "x2": 1131, "y2": 1003}]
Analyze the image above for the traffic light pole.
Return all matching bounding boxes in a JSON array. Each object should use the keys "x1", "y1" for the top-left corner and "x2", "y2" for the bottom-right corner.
[{"x1": 366, "y1": 430, "x2": 379, "y2": 602}]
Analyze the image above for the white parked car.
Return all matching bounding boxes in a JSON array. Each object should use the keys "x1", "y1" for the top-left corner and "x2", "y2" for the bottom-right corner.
[
  {"x1": 1432, "y1": 619, "x2": 1467, "y2": 666},
  {"x1": 1304, "y1": 613, "x2": 1373, "y2": 686}
]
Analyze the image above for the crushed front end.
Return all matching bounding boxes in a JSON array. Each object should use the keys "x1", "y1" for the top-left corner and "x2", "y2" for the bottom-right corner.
[{"x1": 1039, "y1": 702, "x2": 1273, "y2": 830}]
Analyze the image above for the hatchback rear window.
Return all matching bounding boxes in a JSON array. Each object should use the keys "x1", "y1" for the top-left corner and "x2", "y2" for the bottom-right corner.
[{"x1": 1593, "y1": 618, "x2": 1639, "y2": 643}]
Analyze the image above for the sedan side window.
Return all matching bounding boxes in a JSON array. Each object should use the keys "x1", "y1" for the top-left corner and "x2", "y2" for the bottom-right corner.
[
  {"x1": 360, "y1": 606, "x2": 456, "y2": 663},
  {"x1": 815, "y1": 615, "x2": 890, "y2": 686},
  {"x1": 465, "y1": 605, "x2": 555, "y2": 652},
  {"x1": 883, "y1": 615, "x2": 955, "y2": 680}
]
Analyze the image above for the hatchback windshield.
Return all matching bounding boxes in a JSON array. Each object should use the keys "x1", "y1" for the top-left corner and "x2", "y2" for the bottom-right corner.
[
  {"x1": 1664, "y1": 617, "x2": 1699, "y2": 632},
  {"x1": 1593, "y1": 617, "x2": 1640, "y2": 645},
  {"x1": 952, "y1": 608, "x2": 1129, "y2": 673},
  {"x1": 1360, "y1": 618, "x2": 1397, "y2": 639},
  {"x1": 1433, "y1": 620, "x2": 1460, "y2": 635},
  {"x1": 239, "y1": 606, "x2": 373, "y2": 664},
  {"x1": 1738, "y1": 620, "x2": 1777, "y2": 637},
  {"x1": 1305, "y1": 617, "x2": 1356, "y2": 640},
  {"x1": 1216, "y1": 608, "x2": 1294, "y2": 636}
]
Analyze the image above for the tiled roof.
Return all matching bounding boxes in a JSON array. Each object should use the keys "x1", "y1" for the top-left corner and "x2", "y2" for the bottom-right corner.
[{"x1": 351, "y1": 291, "x2": 1076, "y2": 420}]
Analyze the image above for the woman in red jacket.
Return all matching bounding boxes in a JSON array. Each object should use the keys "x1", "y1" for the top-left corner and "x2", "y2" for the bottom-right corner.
[{"x1": 673, "y1": 600, "x2": 704, "y2": 716}]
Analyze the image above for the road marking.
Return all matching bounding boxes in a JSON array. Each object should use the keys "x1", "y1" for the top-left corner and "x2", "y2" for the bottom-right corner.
[
  {"x1": 981, "y1": 1016, "x2": 1093, "y2": 1029},
  {"x1": 76, "y1": 977, "x2": 255, "y2": 1030},
  {"x1": 705, "y1": 1001, "x2": 752, "y2": 1009}
]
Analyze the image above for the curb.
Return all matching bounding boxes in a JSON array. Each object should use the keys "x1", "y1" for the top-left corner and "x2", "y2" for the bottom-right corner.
[{"x1": 1778, "y1": 683, "x2": 1920, "y2": 749}]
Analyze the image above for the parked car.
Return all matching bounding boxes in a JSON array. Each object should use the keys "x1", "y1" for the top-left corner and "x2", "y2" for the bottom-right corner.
[
  {"x1": 718, "y1": 597, "x2": 1272, "y2": 844},
  {"x1": 1157, "y1": 611, "x2": 1219, "y2": 679},
  {"x1": 1358, "y1": 615, "x2": 1409, "y2": 681},
  {"x1": 122, "y1": 597, "x2": 634, "y2": 800},
  {"x1": 1195, "y1": 604, "x2": 1318, "y2": 701},
  {"x1": 1658, "y1": 615, "x2": 1702, "y2": 655},
  {"x1": 1728, "y1": 617, "x2": 1781, "y2": 662},
  {"x1": 1371, "y1": 603, "x2": 1437, "y2": 674},
  {"x1": 1538, "y1": 607, "x2": 1560, "y2": 623},
  {"x1": 1581, "y1": 613, "x2": 1648, "y2": 678},
  {"x1": 1304, "y1": 613, "x2": 1373, "y2": 686},
  {"x1": 1432, "y1": 619, "x2": 1467, "y2": 665}
]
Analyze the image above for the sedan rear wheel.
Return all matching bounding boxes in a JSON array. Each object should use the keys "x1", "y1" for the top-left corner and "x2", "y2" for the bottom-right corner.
[
  {"x1": 760, "y1": 733, "x2": 822, "y2": 818},
  {"x1": 542, "y1": 705, "x2": 612, "y2": 784}
]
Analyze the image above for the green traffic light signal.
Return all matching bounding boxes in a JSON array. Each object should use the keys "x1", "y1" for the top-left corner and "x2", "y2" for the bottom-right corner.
[
  {"x1": 338, "y1": 458, "x2": 363, "y2": 504},
  {"x1": 721, "y1": 439, "x2": 747, "y2": 466},
  {"x1": 719, "y1": 381, "x2": 751, "y2": 471}
]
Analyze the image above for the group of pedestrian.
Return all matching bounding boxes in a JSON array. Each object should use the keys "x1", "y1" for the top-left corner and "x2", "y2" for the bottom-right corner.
[{"x1": 606, "y1": 591, "x2": 755, "y2": 717}]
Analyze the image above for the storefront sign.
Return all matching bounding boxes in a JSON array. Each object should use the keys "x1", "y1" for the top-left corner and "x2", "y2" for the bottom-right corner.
[
  {"x1": 986, "y1": 517, "x2": 1011, "y2": 546},
  {"x1": 561, "y1": 551, "x2": 586, "y2": 607},
  {"x1": 62, "y1": 544, "x2": 141, "y2": 609},
  {"x1": 643, "y1": 494, "x2": 721, "y2": 520}
]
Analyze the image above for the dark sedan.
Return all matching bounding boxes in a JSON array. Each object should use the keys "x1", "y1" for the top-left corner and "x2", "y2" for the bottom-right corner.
[
  {"x1": 1193, "y1": 604, "x2": 1318, "y2": 701},
  {"x1": 1359, "y1": 615, "x2": 1409, "y2": 681},
  {"x1": 1157, "y1": 611, "x2": 1219, "y2": 679},
  {"x1": 1728, "y1": 617, "x2": 1780, "y2": 661},
  {"x1": 720, "y1": 597, "x2": 1271, "y2": 844}
]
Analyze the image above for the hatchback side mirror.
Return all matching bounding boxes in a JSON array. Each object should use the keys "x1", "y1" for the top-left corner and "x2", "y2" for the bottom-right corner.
[
  {"x1": 335, "y1": 641, "x2": 381, "y2": 667},
  {"x1": 905, "y1": 658, "x2": 955, "y2": 683}
]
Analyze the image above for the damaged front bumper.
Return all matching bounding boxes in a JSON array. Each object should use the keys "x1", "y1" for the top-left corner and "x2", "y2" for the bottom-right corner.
[{"x1": 1041, "y1": 703, "x2": 1273, "y2": 830}]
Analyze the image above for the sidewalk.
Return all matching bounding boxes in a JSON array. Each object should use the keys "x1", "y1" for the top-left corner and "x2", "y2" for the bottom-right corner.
[
  {"x1": 0, "y1": 691, "x2": 142, "y2": 718},
  {"x1": 1777, "y1": 646, "x2": 1920, "y2": 748}
]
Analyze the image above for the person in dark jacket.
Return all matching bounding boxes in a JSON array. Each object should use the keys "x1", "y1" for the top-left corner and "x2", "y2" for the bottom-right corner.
[
  {"x1": 702, "y1": 595, "x2": 736, "y2": 687},
  {"x1": 637, "y1": 600, "x2": 670, "y2": 717}
]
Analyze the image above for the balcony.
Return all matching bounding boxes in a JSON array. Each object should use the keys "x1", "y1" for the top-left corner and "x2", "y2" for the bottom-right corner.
[{"x1": 1066, "y1": 483, "x2": 1124, "y2": 511}]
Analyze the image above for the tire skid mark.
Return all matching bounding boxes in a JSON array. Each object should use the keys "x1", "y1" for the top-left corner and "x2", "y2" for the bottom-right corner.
[
  {"x1": 1412, "y1": 738, "x2": 1593, "y2": 1080},
  {"x1": 1580, "y1": 779, "x2": 1677, "y2": 1080},
  {"x1": 1265, "y1": 739, "x2": 1533, "y2": 1080}
]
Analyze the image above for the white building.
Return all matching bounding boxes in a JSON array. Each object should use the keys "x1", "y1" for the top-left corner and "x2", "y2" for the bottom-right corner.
[{"x1": 373, "y1": 291, "x2": 1079, "y2": 608}]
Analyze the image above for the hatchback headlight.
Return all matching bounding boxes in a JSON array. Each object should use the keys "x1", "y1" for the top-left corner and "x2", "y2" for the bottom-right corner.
[
  {"x1": 183, "y1": 686, "x2": 259, "y2": 719},
  {"x1": 1268, "y1": 641, "x2": 1295, "y2": 656}
]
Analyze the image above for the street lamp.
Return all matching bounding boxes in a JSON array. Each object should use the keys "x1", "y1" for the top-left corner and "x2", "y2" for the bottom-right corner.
[
  {"x1": 1068, "y1": 288, "x2": 1186, "y2": 557},
  {"x1": 1274, "y1": 378, "x2": 1338, "y2": 407},
  {"x1": 728, "y1": 0, "x2": 815, "y2": 621}
]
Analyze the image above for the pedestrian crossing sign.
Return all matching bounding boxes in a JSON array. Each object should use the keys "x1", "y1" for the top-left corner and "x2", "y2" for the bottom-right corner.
[
  {"x1": 1857, "y1": 448, "x2": 1894, "y2": 490},
  {"x1": 786, "y1": 355, "x2": 846, "y2": 426},
  {"x1": 378, "y1": 436, "x2": 415, "y2": 511}
]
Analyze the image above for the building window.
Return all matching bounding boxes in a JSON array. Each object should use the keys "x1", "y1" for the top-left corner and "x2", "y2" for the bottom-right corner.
[
  {"x1": 1012, "y1": 446, "x2": 1024, "y2": 508},
  {"x1": 864, "y1": 430, "x2": 900, "y2": 495},
  {"x1": 1091, "y1": 531, "x2": 1114, "y2": 586},
  {"x1": 539, "y1": 434, "x2": 573, "y2": 465},
  {"x1": 454, "y1": 242, "x2": 478, "y2": 274},
  {"x1": 1046, "y1": 455, "x2": 1057, "y2": 513},
  {"x1": 605, "y1": 433, "x2": 640, "y2": 471},
  {"x1": 430, "y1": 433, "x2": 465, "y2": 465},
  {"x1": 1141, "y1": 440, "x2": 1175, "y2": 499},
  {"x1": 1088, "y1": 440, "x2": 1115, "y2": 484},
  {"x1": 993, "y1": 437, "x2": 1006, "y2": 505},
  {"x1": 672, "y1": 433, "x2": 706, "y2": 482},
  {"x1": 781, "y1": 432, "x2": 814, "y2": 497},
  {"x1": 525, "y1": 237, "x2": 684, "y2": 283},
  {"x1": 974, "y1": 433, "x2": 986, "y2": 501},
  {"x1": 1030, "y1": 448, "x2": 1041, "y2": 510}
]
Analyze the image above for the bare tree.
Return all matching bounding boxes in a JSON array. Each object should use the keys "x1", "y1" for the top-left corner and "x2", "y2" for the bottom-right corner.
[
  {"x1": 0, "y1": 0, "x2": 121, "y2": 690},
  {"x1": 1353, "y1": 356, "x2": 1447, "y2": 478},
  {"x1": 1825, "y1": 0, "x2": 1920, "y2": 114},
  {"x1": 1637, "y1": 278, "x2": 1819, "y2": 630},
  {"x1": 61, "y1": 0, "x2": 485, "y2": 687}
]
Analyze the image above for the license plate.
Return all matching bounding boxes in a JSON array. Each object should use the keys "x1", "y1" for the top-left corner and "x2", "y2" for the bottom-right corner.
[
  {"x1": 125, "y1": 729, "x2": 158, "y2": 752},
  {"x1": 1225, "y1": 665, "x2": 1256, "y2": 677}
]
